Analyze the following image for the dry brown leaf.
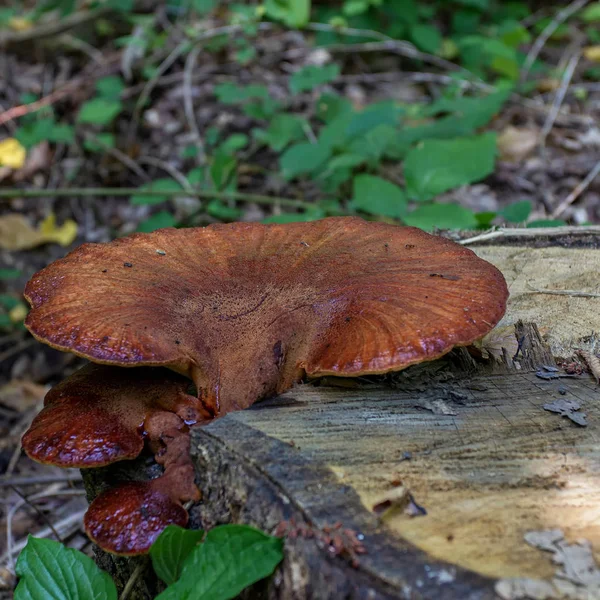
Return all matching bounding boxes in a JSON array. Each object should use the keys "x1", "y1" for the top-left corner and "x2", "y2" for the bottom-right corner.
[
  {"x1": 497, "y1": 126, "x2": 538, "y2": 162},
  {"x1": 579, "y1": 350, "x2": 600, "y2": 384},
  {"x1": 474, "y1": 325, "x2": 519, "y2": 362},
  {"x1": 0, "y1": 380, "x2": 48, "y2": 411},
  {"x1": 0, "y1": 138, "x2": 26, "y2": 169},
  {"x1": 0, "y1": 213, "x2": 77, "y2": 251}
]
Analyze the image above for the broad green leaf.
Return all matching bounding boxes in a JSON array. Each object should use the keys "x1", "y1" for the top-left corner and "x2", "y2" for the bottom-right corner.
[
  {"x1": 315, "y1": 94, "x2": 353, "y2": 123},
  {"x1": 345, "y1": 102, "x2": 402, "y2": 139},
  {"x1": 348, "y1": 125, "x2": 396, "y2": 162},
  {"x1": 15, "y1": 118, "x2": 74, "y2": 149},
  {"x1": 326, "y1": 153, "x2": 366, "y2": 170},
  {"x1": 214, "y1": 83, "x2": 269, "y2": 104},
  {"x1": 404, "y1": 133, "x2": 497, "y2": 201},
  {"x1": 265, "y1": 0, "x2": 310, "y2": 28},
  {"x1": 151, "y1": 526, "x2": 205, "y2": 585},
  {"x1": 243, "y1": 98, "x2": 283, "y2": 120},
  {"x1": 343, "y1": 0, "x2": 369, "y2": 17},
  {"x1": 527, "y1": 219, "x2": 567, "y2": 228},
  {"x1": 207, "y1": 200, "x2": 243, "y2": 221},
  {"x1": 253, "y1": 114, "x2": 307, "y2": 151},
  {"x1": 131, "y1": 179, "x2": 183, "y2": 205},
  {"x1": 280, "y1": 142, "x2": 331, "y2": 179},
  {"x1": 289, "y1": 64, "x2": 340, "y2": 95},
  {"x1": 403, "y1": 203, "x2": 478, "y2": 231},
  {"x1": 219, "y1": 134, "x2": 248, "y2": 154},
  {"x1": 83, "y1": 133, "x2": 116, "y2": 153},
  {"x1": 0, "y1": 294, "x2": 20, "y2": 310},
  {"x1": 137, "y1": 211, "x2": 178, "y2": 233},
  {"x1": 351, "y1": 174, "x2": 407, "y2": 218},
  {"x1": 581, "y1": 3, "x2": 600, "y2": 22},
  {"x1": 500, "y1": 200, "x2": 531, "y2": 223},
  {"x1": 0, "y1": 268, "x2": 21, "y2": 280},
  {"x1": 156, "y1": 525, "x2": 284, "y2": 600},
  {"x1": 210, "y1": 152, "x2": 237, "y2": 190},
  {"x1": 476, "y1": 211, "x2": 497, "y2": 227},
  {"x1": 410, "y1": 24, "x2": 442, "y2": 53},
  {"x1": 78, "y1": 99, "x2": 122, "y2": 126},
  {"x1": 15, "y1": 536, "x2": 117, "y2": 600},
  {"x1": 192, "y1": 0, "x2": 218, "y2": 14},
  {"x1": 95, "y1": 76, "x2": 124, "y2": 100}
]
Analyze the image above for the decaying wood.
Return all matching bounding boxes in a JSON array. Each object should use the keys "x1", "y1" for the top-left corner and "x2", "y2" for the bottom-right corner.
[{"x1": 82, "y1": 239, "x2": 600, "y2": 599}]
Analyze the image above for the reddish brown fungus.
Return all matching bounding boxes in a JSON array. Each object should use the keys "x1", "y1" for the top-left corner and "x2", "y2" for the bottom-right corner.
[
  {"x1": 24, "y1": 217, "x2": 508, "y2": 417},
  {"x1": 22, "y1": 364, "x2": 204, "y2": 468}
]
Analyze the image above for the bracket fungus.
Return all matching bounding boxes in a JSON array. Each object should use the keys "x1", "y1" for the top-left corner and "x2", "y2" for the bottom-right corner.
[{"x1": 21, "y1": 217, "x2": 508, "y2": 555}]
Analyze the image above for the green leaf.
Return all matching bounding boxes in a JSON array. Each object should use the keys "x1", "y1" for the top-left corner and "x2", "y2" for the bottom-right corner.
[
  {"x1": 137, "y1": 211, "x2": 178, "y2": 233},
  {"x1": 0, "y1": 313, "x2": 12, "y2": 329},
  {"x1": 214, "y1": 83, "x2": 269, "y2": 104},
  {"x1": 83, "y1": 133, "x2": 116, "y2": 153},
  {"x1": 131, "y1": 179, "x2": 183, "y2": 205},
  {"x1": 219, "y1": 134, "x2": 249, "y2": 154},
  {"x1": 500, "y1": 200, "x2": 531, "y2": 223},
  {"x1": 151, "y1": 526, "x2": 205, "y2": 585},
  {"x1": 156, "y1": 525, "x2": 283, "y2": 600},
  {"x1": 404, "y1": 133, "x2": 497, "y2": 201},
  {"x1": 527, "y1": 219, "x2": 567, "y2": 228},
  {"x1": 326, "y1": 153, "x2": 366, "y2": 170},
  {"x1": 0, "y1": 268, "x2": 21, "y2": 280},
  {"x1": 207, "y1": 200, "x2": 243, "y2": 221},
  {"x1": 95, "y1": 76, "x2": 124, "y2": 100},
  {"x1": 78, "y1": 99, "x2": 122, "y2": 126},
  {"x1": 351, "y1": 175, "x2": 407, "y2": 218},
  {"x1": 410, "y1": 24, "x2": 442, "y2": 53},
  {"x1": 15, "y1": 536, "x2": 117, "y2": 600},
  {"x1": 15, "y1": 117, "x2": 74, "y2": 149},
  {"x1": 0, "y1": 294, "x2": 20, "y2": 310},
  {"x1": 253, "y1": 114, "x2": 307, "y2": 151},
  {"x1": 315, "y1": 94, "x2": 353, "y2": 123},
  {"x1": 192, "y1": 0, "x2": 219, "y2": 15},
  {"x1": 210, "y1": 152, "x2": 237, "y2": 190},
  {"x1": 289, "y1": 64, "x2": 341, "y2": 95},
  {"x1": 346, "y1": 101, "x2": 402, "y2": 139},
  {"x1": 404, "y1": 203, "x2": 478, "y2": 231},
  {"x1": 581, "y1": 3, "x2": 600, "y2": 22},
  {"x1": 280, "y1": 142, "x2": 331, "y2": 179},
  {"x1": 264, "y1": 0, "x2": 310, "y2": 28},
  {"x1": 243, "y1": 98, "x2": 283, "y2": 120}
]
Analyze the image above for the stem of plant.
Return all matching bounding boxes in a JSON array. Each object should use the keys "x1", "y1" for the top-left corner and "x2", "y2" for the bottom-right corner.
[{"x1": 0, "y1": 188, "x2": 311, "y2": 209}]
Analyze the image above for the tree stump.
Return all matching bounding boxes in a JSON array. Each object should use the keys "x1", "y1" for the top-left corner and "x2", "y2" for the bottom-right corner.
[{"x1": 82, "y1": 229, "x2": 600, "y2": 599}]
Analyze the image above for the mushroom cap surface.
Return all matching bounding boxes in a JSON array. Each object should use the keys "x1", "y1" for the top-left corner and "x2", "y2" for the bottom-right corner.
[
  {"x1": 22, "y1": 364, "x2": 201, "y2": 468},
  {"x1": 24, "y1": 217, "x2": 508, "y2": 416}
]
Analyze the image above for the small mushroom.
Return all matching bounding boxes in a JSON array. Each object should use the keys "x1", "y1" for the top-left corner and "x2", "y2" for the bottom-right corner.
[
  {"x1": 24, "y1": 218, "x2": 508, "y2": 416},
  {"x1": 22, "y1": 364, "x2": 206, "y2": 468}
]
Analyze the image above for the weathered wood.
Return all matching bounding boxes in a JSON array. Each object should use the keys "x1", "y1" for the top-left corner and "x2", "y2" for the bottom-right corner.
[{"x1": 82, "y1": 241, "x2": 600, "y2": 599}]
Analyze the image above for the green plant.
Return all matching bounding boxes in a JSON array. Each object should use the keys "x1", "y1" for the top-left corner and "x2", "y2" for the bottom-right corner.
[{"x1": 15, "y1": 525, "x2": 284, "y2": 600}]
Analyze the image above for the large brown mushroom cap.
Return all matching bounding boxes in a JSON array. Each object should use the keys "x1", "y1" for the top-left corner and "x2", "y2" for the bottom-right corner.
[
  {"x1": 24, "y1": 217, "x2": 508, "y2": 416},
  {"x1": 22, "y1": 364, "x2": 204, "y2": 468}
]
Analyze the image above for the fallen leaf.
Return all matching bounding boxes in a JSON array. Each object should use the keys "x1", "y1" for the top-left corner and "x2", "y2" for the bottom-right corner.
[
  {"x1": 8, "y1": 17, "x2": 33, "y2": 32},
  {"x1": 0, "y1": 138, "x2": 26, "y2": 169},
  {"x1": 0, "y1": 213, "x2": 78, "y2": 251},
  {"x1": 583, "y1": 45, "x2": 600, "y2": 62},
  {"x1": 497, "y1": 126, "x2": 538, "y2": 162},
  {"x1": 0, "y1": 380, "x2": 48, "y2": 411}
]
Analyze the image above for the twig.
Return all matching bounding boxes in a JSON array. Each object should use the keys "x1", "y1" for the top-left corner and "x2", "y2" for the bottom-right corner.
[
  {"x1": 84, "y1": 133, "x2": 150, "y2": 182},
  {"x1": 0, "y1": 187, "x2": 311, "y2": 208},
  {"x1": 521, "y1": 0, "x2": 590, "y2": 81},
  {"x1": 138, "y1": 157, "x2": 193, "y2": 191},
  {"x1": 183, "y1": 44, "x2": 206, "y2": 164},
  {"x1": 119, "y1": 562, "x2": 147, "y2": 600},
  {"x1": 538, "y1": 50, "x2": 581, "y2": 149},
  {"x1": 458, "y1": 225, "x2": 600, "y2": 245},
  {"x1": 0, "y1": 6, "x2": 111, "y2": 46},
  {"x1": 0, "y1": 473, "x2": 82, "y2": 488},
  {"x1": 526, "y1": 285, "x2": 600, "y2": 298},
  {"x1": 551, "y1": 160, "x2": 600, "y2": 218}
]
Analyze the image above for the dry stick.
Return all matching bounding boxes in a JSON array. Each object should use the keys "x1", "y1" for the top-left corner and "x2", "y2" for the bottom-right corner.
[
  {"x1": 119, "y1": 563, "x2": 147, "y2": 600},
  {"x1": 458, "y1": 225, "x2": 600, "y2": 245},
  {"x1": 526, "y1": 286, "x2": 600, "y2": 298},
  {"x1": 0, "y1": 187, "x2": 311, "y2": 208},
  {"x1": 551, "y1": 160, "x2": 600, "y2": 218},
  {"x1": 84, "y1": 133, "x2": 150, "y2": 182},
  {"x1": 183, "y1": 44, "x2": 206, "y2": 165},
  {"x1": 138, "y1": 156, "x2": 193, "y2": 192},
  {"x1": 0, "y1": 338, "x2": 36, "y2": 365},
  {"x1": 538, "y1": 50, "x2": 581, "y2": 150},
  {"x1": 521, "y1": 0, "x2": 590, "y2": 81},
  {"x1": 0, "y1": 473, "x2": 82, "y2": 488}
]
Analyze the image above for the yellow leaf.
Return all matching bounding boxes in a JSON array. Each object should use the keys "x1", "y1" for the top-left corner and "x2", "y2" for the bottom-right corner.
[
  {"x1": 0, "y1": 138, "x2": 26, "y2": 169},
  {"x1": 39, "y1": 214, "x2": 78, "y2": 246},
  {"x1": 583, "y1": 45, "x2": 600, "y2": 62},
  {"x1": 8, "y1": 303, "x2": 28, "y2": 324},
  {"x1": 0, "y1": 213, "x2": 78, "y2": 251},
  {"x1": 8, "y1": 17, "x2": 33, "y2": 32}
]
